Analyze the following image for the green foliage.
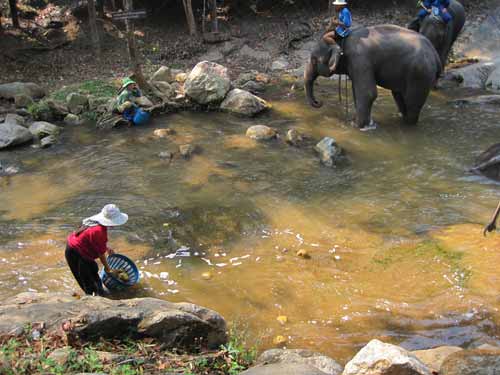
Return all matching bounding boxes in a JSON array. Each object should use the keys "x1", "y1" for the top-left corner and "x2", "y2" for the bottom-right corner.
[
  {"x1": 51, "y1": 80, "x2": 118, "y2": 102},
  {"x1": 27, "y1": 100, "x2": 51, "y2": 120}
]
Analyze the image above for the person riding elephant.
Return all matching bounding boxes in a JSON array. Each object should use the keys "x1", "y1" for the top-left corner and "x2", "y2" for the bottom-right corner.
[
  {"x1": 409, "y1": 0, "x2": 452, "y2": 31},
  {"x1": 304, "y1": 25, "x2": 442, "y2": 131},
  {"x1": 408, "y1": 0, "x2": 465, "y2": 67},
  {"x1": 323, "y1": 0, "x2": 352, "y2": 69}
]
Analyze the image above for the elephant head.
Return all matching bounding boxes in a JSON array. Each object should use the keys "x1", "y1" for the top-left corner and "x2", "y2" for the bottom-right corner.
[
  {"x1": 304, "y1": 42, "x2": 342, "y2": 108},
  {"x1": 420, "y1": 15, "x2": 448, "y2": 59}
]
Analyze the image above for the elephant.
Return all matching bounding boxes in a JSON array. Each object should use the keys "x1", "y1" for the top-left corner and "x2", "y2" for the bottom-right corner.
[
  {"x1": 304, "y1": 25, "x2": 442, "y2": 130},
  {"x1": 409, "y1": 0, "x2": 466, "y2": 68}
]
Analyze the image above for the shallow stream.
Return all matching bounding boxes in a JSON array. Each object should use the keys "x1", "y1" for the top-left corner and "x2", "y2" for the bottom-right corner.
[{"x1": 1, "y1": 81, "x2": 500, "y2": 362}]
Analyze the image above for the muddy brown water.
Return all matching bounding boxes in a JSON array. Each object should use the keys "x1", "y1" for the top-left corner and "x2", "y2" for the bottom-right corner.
[{"x1": 1, "y1": 81, "x2": 500, "y2": 362}]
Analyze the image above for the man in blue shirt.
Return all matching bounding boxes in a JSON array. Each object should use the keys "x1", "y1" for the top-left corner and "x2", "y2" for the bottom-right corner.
[
  {"x1": 409, "y1": 0, "x2": 452, "y2": 31},
  {"x1": 323, "y1": 0, "x2": 352, "y2": 46}
]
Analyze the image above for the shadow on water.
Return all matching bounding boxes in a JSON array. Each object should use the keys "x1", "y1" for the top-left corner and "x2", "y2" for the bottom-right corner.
[{"x1": 1, "y1": 82, "x2": 500, "y2": 361}]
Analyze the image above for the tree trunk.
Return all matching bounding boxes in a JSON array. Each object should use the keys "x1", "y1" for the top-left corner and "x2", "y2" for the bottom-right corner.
[
  {"x1": 87, "y1": 0, "x2": 101, "y2": 55},
  {"x1": 123, "y1": 0, "x2": 150, "y2": 90},
  {"x1": 8, "y1": 0, "x2": 19, "y2": 28},
  {"x1": 96, "y1": 0, "x2": 105, "y2": 19},
  {"x1": 182, "y1": 0, "x2": 197, "y2": 36},
  {"x1": 211, "y1": 0, "x2": 218, "y2": 33}
]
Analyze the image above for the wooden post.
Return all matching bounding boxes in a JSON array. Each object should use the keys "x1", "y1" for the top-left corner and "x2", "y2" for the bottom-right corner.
[
  {"x1": 8, "y1": 0, "x2": 19, "y2": 28},
  {"x1": 182, "y1": 0, "x2": 197, "y2": 36},
  {"x1": 211, "y1": 0, "x2": 218, "y2": 33},
  {"x1": 122, "y1": 0, "x2": 149, "y2": 89},
  {"x1": 87, "y1": 0, "x2": 101, "y2": 55}
]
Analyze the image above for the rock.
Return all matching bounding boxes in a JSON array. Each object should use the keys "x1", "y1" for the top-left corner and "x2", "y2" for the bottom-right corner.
[
  {"x1": 66, "y1": 93, "x2": 89, "y2": 114},
  {"x1": 440, "y1": 349, "x2": 500, "y2": 375},
  {"x1": 272, "y1": 57, "x2": 291, "y2": 71},
  {"x1": 179, "y1": 144, "x2": 196, "y2": 158},
  {"x1": 94, "y1": 351, "x2": 124, "y2": 363},
  {"x1": 296, "y1": 249, "x2": 310, "y2": 259},
  {"x1": 201, "y1": 272, "x2": 212, "y2": 280},
  {"x1": 48, "y1": 347, "x2": 72, "y2": 366},
  {"x1": 0, "y1": 163, "x2": 20, "y2": 176},
  {"x1": 153, "y1": 128, "x2": 175, "y2": 138},
  {"x1": 315, "y1": 138, "x2": 343, "y2": 167},
  {"x1": 184, "y1": 61, "x2": 231, "y2": 105},
  {"x1": 273, "y1": 335, "x2": 287, "y2": 346},
  {"x1": 287, "y1": 21, "x2": 313, "y2": 45},
  {"x1": 257, "y1": 349, "x2": 342, "y2": 375},
  {"x1": 0, "y1": 122, "x2": 33, "y2": 149},
  {"x1": 40, "y1": 135, "x2": 57, "y2": 148},
  {"x1": 159, "y1": 151, "x2": 173, "y2": 160},
  {"x1": 276, "y1": 316, "x2": 288, "y2": 325},
  {"x1": 220, "y1": 89, "x2": 270, "y2": 117},
  {"x1": 14, "y1": 94, "x2": 34, "y2": 108},
  {"x1": 4, "y1": 113, "x2": 26, "y2": 127},
  {"x1": 246, "y1": 125, "x2": 277, "y2": 140},
  {"x1": 476, "y1": 344, "x2": 500, "y2": 351},
  {"x1": 449, "y1": 95, "x2": 500, "y2": 106},
  {"x1": 471, "y1": 143, "x2": 500, "y2": 181},
  {"x1": 200, "y1": 49, "x2": 224, "y2": 62},
  {"x1": 176, "y1": 73, "x2": 188, "y2": 83},
  {"x1": 151, "y1": 66, "x2": 175, "y2": 83},
  {"x1": 0, "y1": 82, "x2": 45, "y2": 100},
  {"x1": 0, "y1": 292, "x2": 227, "y2": 351},
  {"x1": 150, "y1": 81, "x2": 175, "y2": 100},
  {"x1": 64, "y1": 113, "x2": 82, "y2": 126},
  {"x1": 46, "y1": 99, "x2": 69, "y2": 117},
  {"x1": 135, "y1": 96, "x2": 154, "y2": 108},
  {"x1": 447, "y1": 60, "x2": 499, "y2": 89},
  {"x1": 235, "y1": 71, "x2": 259, "y2": 87},
  {"x1": 88, "y1": 97, "x2": 111, "y2": 111},
  {"x1": 412, "y1": 346, "x2": 463, "y2": 374},
  {"x1": 241, "y1": 363, "x2": 327, "y2": 375},
  {"x1": 342, "y1": 339, "x2": 431, "y2": 375},
  {"x1": 286, "y1": 129, "x2": 303, "y2": 146},
  {"x1": 486, "y1": 67, "x2": 500, "y2": 92},
  {"x1": 29, "y1": 121, "x2": 61, "y2": 138},
  {"x1": 240, "y1": 45, "x2": 271, "y2": 61},
  {"x1": 240, "y1": 80, "x2": 266, "y2": 94}
]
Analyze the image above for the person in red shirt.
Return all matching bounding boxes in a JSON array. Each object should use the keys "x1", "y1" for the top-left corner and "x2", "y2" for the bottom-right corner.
[{"x1": 66, "y1": 204, "x2": 128, "y2": 296}]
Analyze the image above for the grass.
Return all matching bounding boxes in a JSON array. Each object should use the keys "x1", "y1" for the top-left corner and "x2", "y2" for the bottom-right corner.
[
  {"x1": 50, "y1": 80, "x2": 118, "y2": 102},
  {"x1": 0, "y1": 321, "x2": 258, "y2": 375}
]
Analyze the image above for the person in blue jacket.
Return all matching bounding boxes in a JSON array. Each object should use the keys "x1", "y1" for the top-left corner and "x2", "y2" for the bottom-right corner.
[
  {"x1": 116, "y1": 78, "x2": 150, "y2": 126},
  {"x1": 323, "y1": 0, "x2": 352, "y2": 47},
  {"x1": 409, "y1": 0, "x2": 452, "y2": 31}
]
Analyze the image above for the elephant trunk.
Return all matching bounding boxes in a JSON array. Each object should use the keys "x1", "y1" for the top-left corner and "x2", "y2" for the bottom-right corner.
[{"x1": 304, "y1": 61, "x2": 322, "y2": 108}]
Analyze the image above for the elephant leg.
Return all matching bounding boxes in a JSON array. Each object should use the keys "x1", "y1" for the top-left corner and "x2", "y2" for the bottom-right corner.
[
  {"x1": 391, "y1": 91, "x2": 407, "y2": 118},
  {"x1": 403, "y1": 85, "x2": 431, "y2": 125},
  {"x1": 352, "y1": 76, "x2": 377, "y2": 129}
]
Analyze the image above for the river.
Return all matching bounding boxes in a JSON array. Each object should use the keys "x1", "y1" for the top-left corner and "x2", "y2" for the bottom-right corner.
[{"x1": 1, "y1": 81, "x2": 500, "y2": 362}]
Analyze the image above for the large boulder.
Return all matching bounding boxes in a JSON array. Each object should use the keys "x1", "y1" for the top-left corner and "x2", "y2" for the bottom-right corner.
[
  {"x1": 29, "y1": 121, "x2": 61, "y2": 138},
  {"x1": 220, "y1": 89, "x2": 270, "y2": 117},
  {"x1": 412, "y1": 346, "x2": 463, "y2": 374},
  {"x1": 4, "y1": 113, "x2": 26, "y2": 127},
  {"x1": 486, "y1": 67, "x2": 500, "y2": 92},
  {"x1": 0, "y1": 292, "x2": 227, "y2": 351},
  {"x1": 315, "y1": 137, "x2": 344, "y2": 167},
  {"x1": 257, "y1": 349, "x2": 342, "y2": 375},
  {"x1": 440, "y1": 349, "x2": 500, "y2": 375},
  {"x1": 241, "y1": 363, "x2": 327, "y2": 375},
  {"x1": 342, "y1": 339, "x2": 431, "y2": 375},
  {"x1": 447, "y1": 60, "x2": 499, "y2": 89},
  {"x1": 150, "y1": 81, "x2": 176, "y2": 101},
  {"x1": 0, "y1": 82, "x2": 45, "y2": 100},
  {"x1": 246, "y1": 125, "x2": 277, "y2": 140},
  {"x1": 0, "y1": 122, "x2": 33, "y2": 149},
  {"x1": 151, "y1": 66, "x2": 175, "y2": 83},
  {"x1": 185, "y1": 61, "x2": 231, "y2": 105}
]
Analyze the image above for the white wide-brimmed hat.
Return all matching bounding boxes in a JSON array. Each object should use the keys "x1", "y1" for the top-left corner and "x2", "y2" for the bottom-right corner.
[
  {"x1": 333, "y1": 0, "x2": 347, "y2": 5},
  {"x1": 85, "y1": 204, "x2": 128, "y2": 227}
]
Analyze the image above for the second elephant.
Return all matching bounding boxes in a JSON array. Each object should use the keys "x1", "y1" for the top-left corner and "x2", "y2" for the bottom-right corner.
[{"x1": 304, "y1": 25, "x2": 442, "y2": 130}]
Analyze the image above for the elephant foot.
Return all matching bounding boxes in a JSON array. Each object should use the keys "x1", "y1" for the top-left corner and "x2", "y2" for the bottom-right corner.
[{"x1": 359, "y1": 119, "x2": 378, "y2": 132}]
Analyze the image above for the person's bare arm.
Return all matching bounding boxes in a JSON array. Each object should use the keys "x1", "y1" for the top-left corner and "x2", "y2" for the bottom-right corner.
[
  {"x1": 484, "y1": 200, "x2": 500, "y2": 236},
  {"x1": 99, "y1": 253, "x2": 112, "y2": 272}
]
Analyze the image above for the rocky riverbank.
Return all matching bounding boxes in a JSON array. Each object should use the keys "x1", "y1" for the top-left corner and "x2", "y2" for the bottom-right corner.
[{"x1": 2, "y1": 292, "x2": 500, "y2": 374}]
